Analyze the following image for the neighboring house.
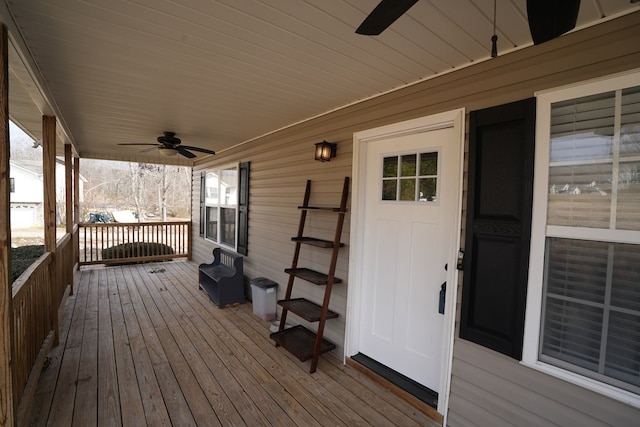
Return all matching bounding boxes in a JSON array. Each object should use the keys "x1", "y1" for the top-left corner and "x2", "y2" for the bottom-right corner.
[
  {"x1": 10, "y1": 159, "x2": 84, "y2": 228},
  {"x1": 9, "y1": 160, "x2": 44, "y2": 228},
  {"x1": 191, "y1": 14, "x2": 640, "y2": 426}
]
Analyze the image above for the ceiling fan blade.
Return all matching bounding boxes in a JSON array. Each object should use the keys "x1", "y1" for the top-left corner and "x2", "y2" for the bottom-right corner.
[
  {"x1": 117, "y1": 143, "x2": 159, "y2": 146},
  {"x1": 177, "y1": 146, "x2": 197, "y2": 159},
  {"x1": 527, "y1": 0, "x2": 580, "y2": 45},
  {"x1": 181, "y1": 145, "x2": 215, "y2": 155},
  {"x1": 356, "y1": 0, "x2": 419, "y2": 35}
]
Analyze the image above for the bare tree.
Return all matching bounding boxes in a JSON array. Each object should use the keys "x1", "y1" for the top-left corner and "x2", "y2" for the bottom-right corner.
[{"x1": 129, "y1": 163, "x2": 144, "y2": 221}]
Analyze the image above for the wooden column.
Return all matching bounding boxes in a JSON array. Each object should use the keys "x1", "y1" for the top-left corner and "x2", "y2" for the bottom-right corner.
[
  {"x1": 73, "y1": 157, "x2": 79, "y2": 271},
  {"x1": 65, "y1": 144, "x2": 72, "y2": 234},
  {"x1": 42, "y1": 115, "x2": 58, "y2": 346},
  {"x1": 73, "y1": 157, "x2": 79, "y2": 225},
  {"x1": 0, "y1": 22, "x2": 15, "y2": 427},
  {"x1": 64, "y1": 144, "x2": 74, "y2": 293}
]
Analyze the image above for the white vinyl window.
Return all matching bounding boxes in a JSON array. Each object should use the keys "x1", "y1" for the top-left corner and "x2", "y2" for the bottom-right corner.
[
  {"x1": 524, "y1": 70, "x2": 640, "y2": 406},
  {"x1": 204, "y1": 165, "x2": 238, "y2": 249}
]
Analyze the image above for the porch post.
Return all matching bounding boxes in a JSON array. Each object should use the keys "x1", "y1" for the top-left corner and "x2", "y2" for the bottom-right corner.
[
  {"x1": 64, "y1": 144, "x2": 74, "y2": 294},
  {"x1": 42, "y1": 115, "x2": 59, "y2": 346},
  {"x1": 0, "y1": 22, "x2": 16, "y2": 427},
  {"x1": 65, "y1": 144, "x2": 72, "y2": 234},
  {"x1": 73, "y1": 156, "x2": 79, "y2": 270}
]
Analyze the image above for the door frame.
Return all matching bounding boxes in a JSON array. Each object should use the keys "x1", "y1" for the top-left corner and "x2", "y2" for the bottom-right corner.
[{"x1": 345, "y1": 109, "x2": 465, "y2": 416}]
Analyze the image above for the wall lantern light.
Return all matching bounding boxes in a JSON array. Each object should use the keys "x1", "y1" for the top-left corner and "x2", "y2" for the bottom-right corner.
[{"x1": 314, "y1": 141, "x2": 337, "y2": 162}]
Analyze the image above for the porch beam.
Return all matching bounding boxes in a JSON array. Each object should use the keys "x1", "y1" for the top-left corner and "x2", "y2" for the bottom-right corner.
[
  {"x1": 0, "y1": 22, "x2": 15, "y2": 427},
  {"x1": 42, "y1": 115, "x2": 58, "y2": 346}
]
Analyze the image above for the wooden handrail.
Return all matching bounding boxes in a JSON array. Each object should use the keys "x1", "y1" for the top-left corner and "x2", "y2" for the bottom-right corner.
[
  {"x1": 12, "y1": 233, "x2": 76, "y2": 426},
  {"x1": 78, "y1": 221, "x2": 192, "y2": 266}
]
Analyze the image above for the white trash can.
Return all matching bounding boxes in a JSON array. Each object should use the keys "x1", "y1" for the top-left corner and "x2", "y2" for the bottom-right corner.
[{"x1": 250, "y1": 277, "x2": 278, "y2": 321}]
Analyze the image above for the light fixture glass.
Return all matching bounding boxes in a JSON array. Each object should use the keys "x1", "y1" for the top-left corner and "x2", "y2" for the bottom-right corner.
[
  {"x1": 159, "y1": 147, "x2": 178, "y2": 156},
  {"x1": 314, "y1": 141, "x2": 337, "y2": 162}
]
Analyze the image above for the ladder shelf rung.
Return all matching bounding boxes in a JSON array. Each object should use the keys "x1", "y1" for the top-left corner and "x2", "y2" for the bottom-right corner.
[
  {"x1": 298, "y1": 206, "x2": 342, "y2": 212},
  {"x1": 278, "y1": 298, "x2": 338, "y2": 322},
  {"x1": 270, "y1": 325, "x2": 335, "y2": 361},
  {"x1": 284, "y1": 267, "x2": 342, "y2": 285},
  {"x1": 291, "y1": 236, "x2": 344, "y2": 248}
]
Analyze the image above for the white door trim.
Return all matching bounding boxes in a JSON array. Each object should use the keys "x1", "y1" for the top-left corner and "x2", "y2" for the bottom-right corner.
[{"x1": 345, "y1": 109, "x2": 465, "y2": 416}]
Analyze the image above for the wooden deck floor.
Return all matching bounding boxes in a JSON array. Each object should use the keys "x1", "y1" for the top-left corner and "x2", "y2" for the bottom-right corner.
[{"x1": 27, "y1": 260, "x2": 440, "y2": 426}]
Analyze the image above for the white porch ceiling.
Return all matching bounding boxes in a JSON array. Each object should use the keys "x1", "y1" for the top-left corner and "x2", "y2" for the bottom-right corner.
[{"x1": 3, "y1": 0, "x2": 639, "y2": 165}]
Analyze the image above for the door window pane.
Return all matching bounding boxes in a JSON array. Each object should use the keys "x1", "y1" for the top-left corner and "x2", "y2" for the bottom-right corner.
[
  {"x1": 383, "y1": 156, "x2": 398, "y2": 177},
  {"x1": 399, "y1": 178, "x2": 415, "y2": 201},
  {"x1": 381, "y1": 151, "x2": 438, "y2": 202},
  {"x1": 419, "y1": 178, "x2": 437, "y2": 202},
  {"x1": 382, "y1": 180, "x2": 396, "y2": 200},
  {"x1": 400, "y1": 154, "x2": 416, "y2": 177},
  {"x1": 420, "y1": 152, "x2": 438, "y2": 175}
]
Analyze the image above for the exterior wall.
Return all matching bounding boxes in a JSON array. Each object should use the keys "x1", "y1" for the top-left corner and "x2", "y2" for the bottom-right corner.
[
  {"x1": 191, "y1": 12, "x2": 640, "y2": 425},
  {"x1": 10, "y1": 165, "x2": 42, "y2": 204},
  {"x1": 10, "y1": 164, "x2": 43, "y2": 227}
]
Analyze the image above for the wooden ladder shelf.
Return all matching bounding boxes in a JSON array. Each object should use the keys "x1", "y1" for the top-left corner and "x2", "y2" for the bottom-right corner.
[{"x1": 270, "y1": 177, "x2": 349, "y2": 373}]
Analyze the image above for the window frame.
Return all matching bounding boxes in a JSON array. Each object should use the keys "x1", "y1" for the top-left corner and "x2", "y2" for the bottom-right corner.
[
  {"x1": 523, "y1": 69, "x2": 640, "y2": 408},
  {"x1": 204, "y1": 163, "x2": 239, "y2": 251}
]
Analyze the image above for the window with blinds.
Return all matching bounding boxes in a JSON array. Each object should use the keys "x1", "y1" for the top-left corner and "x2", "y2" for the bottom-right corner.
[{"x1": 540, "y1": 85, "x2": 640, "y2": 394}]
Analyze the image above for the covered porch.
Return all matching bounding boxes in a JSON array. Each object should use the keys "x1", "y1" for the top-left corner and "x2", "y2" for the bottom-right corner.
[{"x1": 28, "y1": 260, "x2": 438, "y2": 426}]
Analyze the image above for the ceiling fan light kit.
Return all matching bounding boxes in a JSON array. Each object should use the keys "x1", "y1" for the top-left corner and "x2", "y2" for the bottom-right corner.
[{"x1": 158, "y1": 147, "x2": 178, "y2": 156}]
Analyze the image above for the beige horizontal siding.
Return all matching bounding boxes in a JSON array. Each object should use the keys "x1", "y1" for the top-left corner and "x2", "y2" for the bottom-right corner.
[
  {"x1": 189, "y1": 11, "x2": 640, "y2": 425},
  {"x1": 448, "y1": 340, "x2": 639, "y2": 426}
]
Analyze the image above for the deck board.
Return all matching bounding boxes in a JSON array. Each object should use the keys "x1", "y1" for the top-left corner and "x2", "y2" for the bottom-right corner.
[
  {"x1": 106, "y1": 266, "x2": 146, "y2": 426},
  {"x1": 27, "y1": 260, "x2": 441, "y2": 427}
]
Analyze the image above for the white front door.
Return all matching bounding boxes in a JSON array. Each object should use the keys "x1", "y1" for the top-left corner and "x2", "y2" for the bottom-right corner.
[{"x1": 349, "y1": 111, "x2": 463, "y2": 397}]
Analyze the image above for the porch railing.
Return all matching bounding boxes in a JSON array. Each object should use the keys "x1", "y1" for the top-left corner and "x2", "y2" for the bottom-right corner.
[
  {"x1": 78, "y1": 221, "x2": 192, "y2": 266},
  {"x1": 12, "y1": 229, "x2": 76, "y2": 425}
]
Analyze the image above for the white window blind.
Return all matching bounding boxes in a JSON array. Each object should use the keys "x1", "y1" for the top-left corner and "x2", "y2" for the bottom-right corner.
[{"x1": 540, "y1": 84, "x2": 640, "y2": 395}]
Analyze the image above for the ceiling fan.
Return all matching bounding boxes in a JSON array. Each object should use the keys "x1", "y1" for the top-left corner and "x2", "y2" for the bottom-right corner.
[
  {"x1": 355, "y1": 0, "x2": 580, "y2": 45},
  {"x1": 117, "y1": 131, "x2": 215, "y2": 159}
]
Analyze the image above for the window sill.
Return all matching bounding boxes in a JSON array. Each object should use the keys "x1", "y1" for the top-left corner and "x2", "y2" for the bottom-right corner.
[{"x1": 519, "y1": 360, "x2": 640, "y2": 410}]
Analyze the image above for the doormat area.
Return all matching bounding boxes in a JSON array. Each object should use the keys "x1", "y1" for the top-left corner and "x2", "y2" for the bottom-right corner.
[{"x1": 351, "y1": 352, "x2": 438, "y2": 409}]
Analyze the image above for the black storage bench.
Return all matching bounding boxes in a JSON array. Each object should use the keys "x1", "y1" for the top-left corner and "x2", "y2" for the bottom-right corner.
[{"x1": 198, "y1": 247, "x2": 245, "y2": 307}]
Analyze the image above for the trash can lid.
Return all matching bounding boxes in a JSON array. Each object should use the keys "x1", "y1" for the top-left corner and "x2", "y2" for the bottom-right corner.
[{"x1": 250, "y1": 277, "x2": 278, "y2": 289}]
